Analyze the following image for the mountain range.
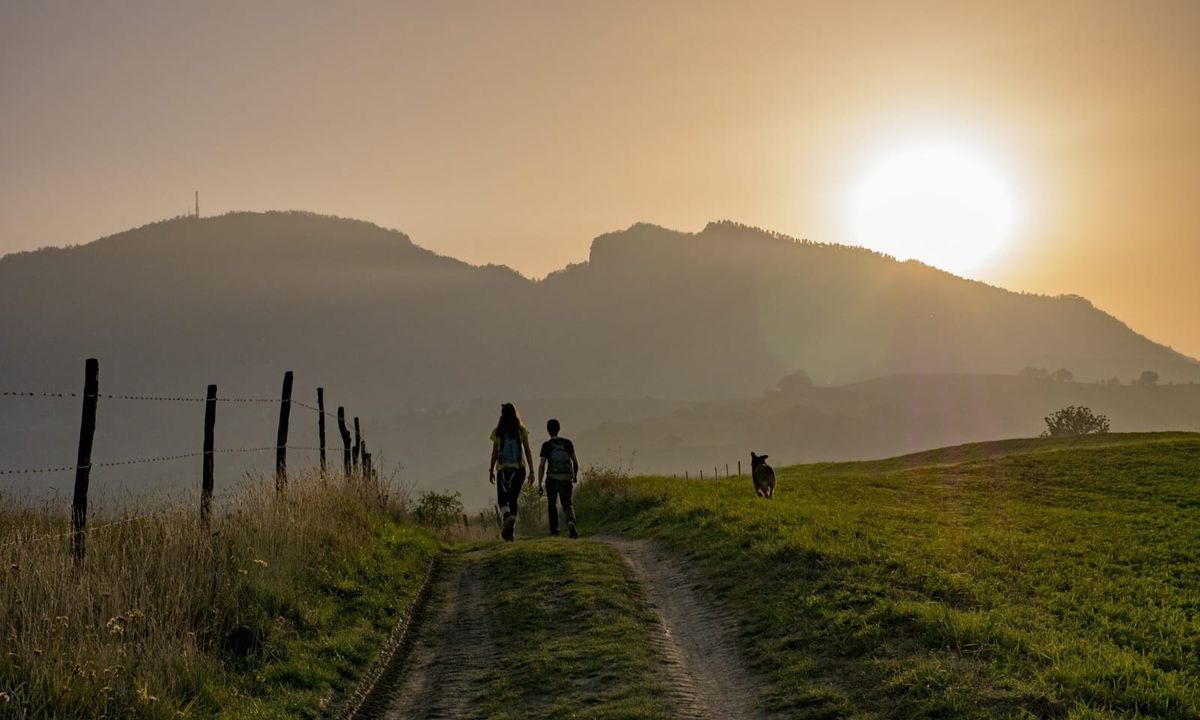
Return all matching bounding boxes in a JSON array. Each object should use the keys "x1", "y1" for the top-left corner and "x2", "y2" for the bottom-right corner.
[{"x1": 2, "y1": 211, "x2": 1196, "y2": 507}]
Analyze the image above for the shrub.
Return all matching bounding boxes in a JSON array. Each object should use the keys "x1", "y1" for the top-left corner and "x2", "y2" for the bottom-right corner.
[
  {"x1": 1134, "y1": 370, "x2": 1160, "y2": 387},
  {"x1": 1041, "y1": 406, "x2": 1110, "y2": 437},
  {"x1": 413, "y1": 490, "x2": 464, "y2": 529}
]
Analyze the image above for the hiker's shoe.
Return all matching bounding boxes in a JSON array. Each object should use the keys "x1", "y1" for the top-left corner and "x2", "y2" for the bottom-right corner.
[
  {"x1": 568, "y1": 522, "x2": 578, "y2": 539},
  {"x1": 550, "y1": 530, "x2": 559, "y2": 537},
  {"x1": 502, "y1": 513, "x2": 516, "y2": 541}
]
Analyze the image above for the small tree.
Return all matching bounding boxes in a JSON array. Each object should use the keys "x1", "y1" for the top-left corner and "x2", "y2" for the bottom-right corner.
[
  {"x1": 1134, "y1": 370, "x2": 1160, "y2": 387},
  {"x1": 1051, "y1": 368, "x2": 1074, "y2": 383},
  {"x1": 1041, "y1": 406, "x2": 1110, "y2": 437}
]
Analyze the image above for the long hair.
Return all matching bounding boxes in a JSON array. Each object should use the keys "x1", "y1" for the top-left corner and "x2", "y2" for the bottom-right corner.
[{"x1": 494, "y1": 402, "x2": 523, "y2": 439}]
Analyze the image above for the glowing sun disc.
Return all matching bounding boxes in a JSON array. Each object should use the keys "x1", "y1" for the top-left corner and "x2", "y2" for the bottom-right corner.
[{"x1": 847, "y1": 142, "x2": 1018, "y2": 275}]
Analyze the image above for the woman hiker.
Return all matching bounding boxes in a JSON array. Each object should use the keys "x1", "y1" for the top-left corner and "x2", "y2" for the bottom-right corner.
[{"x1": 488, "y1": 402, "x2": 535, "y2": 541}]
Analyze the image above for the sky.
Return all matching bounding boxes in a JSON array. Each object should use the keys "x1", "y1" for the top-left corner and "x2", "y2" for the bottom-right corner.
[{"x1": 2, "y1": 1, "x2": 1199, "y2": 357}]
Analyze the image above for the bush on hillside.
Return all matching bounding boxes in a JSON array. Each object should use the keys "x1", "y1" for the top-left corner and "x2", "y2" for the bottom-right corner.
[
  {"x1": 413, "y1": 490, "x2": 464, "y2": 529},
  {"x1": 776, "y1": 369, "x2": 814, "y2": 395},
  {"x1": 1135, "y1": 369, "x2": 1160, "y2": 387},
  {"x1": 1051, "y1": 368, "x2": 1074, "y2": 383},
  {"x1": 1041, "y1": 406, "x2": 1110, "y2": 437}
]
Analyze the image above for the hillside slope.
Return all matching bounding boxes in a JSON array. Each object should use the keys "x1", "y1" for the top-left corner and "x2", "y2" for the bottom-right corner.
[
  {"x1": 574, "y1": 373, "x2": 1200, "y2": 477},
  {"x1": 580, "y1": 433, "x2": 1200, "y2": 718},
  {"x1": 2, "y1": 212, "x2": 1195, "y2": 401}
]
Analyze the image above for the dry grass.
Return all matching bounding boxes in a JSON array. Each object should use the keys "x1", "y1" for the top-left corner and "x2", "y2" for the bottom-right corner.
[{"x1": 0, "y1": 470, "x2": 436, "y2": 719}]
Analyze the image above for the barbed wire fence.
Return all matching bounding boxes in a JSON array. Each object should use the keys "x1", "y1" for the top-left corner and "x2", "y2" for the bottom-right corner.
[{"x1": 1, "y1": 358, "x2": 381, "y2": 562}]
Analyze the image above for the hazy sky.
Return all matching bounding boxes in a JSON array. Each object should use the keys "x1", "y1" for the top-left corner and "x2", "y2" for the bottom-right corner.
[{"x1": 3, "y1": 1, "x2": 1199, "y2": 357}]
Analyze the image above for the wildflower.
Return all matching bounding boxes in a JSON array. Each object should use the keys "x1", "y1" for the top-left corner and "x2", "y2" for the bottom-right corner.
[
  {"x1": 127, "y1": 608, "x2": 144, "y2": 621},
  {"x1": 106, "y1": 617, "x2": 124, "y2": 638},
  {"x1": 253, "y1": 559, "x2": 268, "y2": 567},
  {"x1": 0, "y1": 691, "x2": 10, "y2": 703}
]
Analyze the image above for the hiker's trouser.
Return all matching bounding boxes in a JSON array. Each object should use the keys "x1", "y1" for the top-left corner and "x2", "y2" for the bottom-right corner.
[
  {"x1": 546, "y1": 477, "x2": 576, "y2": 534},
  {"x1": 496, "y1": 467, "x2": 526, "y2": 518}
]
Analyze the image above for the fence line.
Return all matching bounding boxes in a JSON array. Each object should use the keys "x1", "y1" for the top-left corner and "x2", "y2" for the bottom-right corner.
[
  {"x1": 2, "y1": 389, "x2": 303, "y2": 404},
  {"x1": 1, "y1": 359, "x2": 382, "y2": 563},
  {"x1": 0, "y1": 445, "x2": 314, "y2": 476},
  {"x1": 0, "y1": 500, "x2": 198, "y2": 549}
]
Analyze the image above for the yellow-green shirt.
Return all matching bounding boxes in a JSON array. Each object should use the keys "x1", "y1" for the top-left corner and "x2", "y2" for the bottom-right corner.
[{"x1": 490, "y1": 426, "x2": 530, "y2": 468}]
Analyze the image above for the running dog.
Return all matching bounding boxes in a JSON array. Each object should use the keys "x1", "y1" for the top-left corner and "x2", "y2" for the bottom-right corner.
[{"x1": 750, "y1": 452, "x2": 775, "y2": 498}]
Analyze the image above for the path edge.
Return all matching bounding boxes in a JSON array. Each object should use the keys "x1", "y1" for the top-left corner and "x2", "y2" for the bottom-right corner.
[{"x1": 332, "y1": 553, "x2": 441, "y2": 720}]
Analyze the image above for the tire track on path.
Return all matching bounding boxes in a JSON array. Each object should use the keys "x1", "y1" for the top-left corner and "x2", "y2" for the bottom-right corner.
[
  {"x1": 378, "y1": 550, "x2": 492, "y2": 720},
  {"x1": 600, "y1": 537, "x2": 769, "y2": 720}
]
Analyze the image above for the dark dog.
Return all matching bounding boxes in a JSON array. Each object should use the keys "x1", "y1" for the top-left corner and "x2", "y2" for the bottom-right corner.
[{"x1": 750, "y1": 452, "x2": 775, "y2": 498}]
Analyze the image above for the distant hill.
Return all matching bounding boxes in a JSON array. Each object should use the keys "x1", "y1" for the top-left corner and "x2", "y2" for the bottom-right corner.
[
  {"x1": 2, "y1": 211, "x2": 1197, "y2": 503},
  {"x1": 571, "y1": 373, "x2": 1200, "y2": 481}
]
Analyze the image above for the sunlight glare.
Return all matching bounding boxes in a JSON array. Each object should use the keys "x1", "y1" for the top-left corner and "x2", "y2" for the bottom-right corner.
[{"x1": 847, "y1": 141, "x2": 1019, "y2": 275}]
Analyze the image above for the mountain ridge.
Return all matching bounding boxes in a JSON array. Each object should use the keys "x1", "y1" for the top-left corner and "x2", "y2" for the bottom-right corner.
[{"x1": 3, "y1": 210, "x2": 1198, "y2": 505}]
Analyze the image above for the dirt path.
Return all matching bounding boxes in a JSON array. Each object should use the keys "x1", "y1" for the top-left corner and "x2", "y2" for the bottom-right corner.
[
  {"x1": 377, "y1": 551, "x2": 493, "y2": 720},
  {"x1": 600, "y1": 537, "x2": 768, "y2": 720},
  {"x1": 365, "y1": 539, "x2": 764, "y2": 719}
]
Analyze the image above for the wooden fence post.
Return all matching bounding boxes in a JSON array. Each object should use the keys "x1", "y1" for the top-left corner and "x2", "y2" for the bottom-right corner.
[
  {"x1": 353, "y1": 417, "x2": 361, "y2": 473},
  {"x1": 700, "y1": 469, "x2": 704, "y2": 480},
  {"x1": 317, "y1": 387, "x2": 326, "y2": 475},
  {"x1": 275, "y1": 371, "x2": 293, "y2": 494},
  {"x1": 71, "y1": 358, "x2": 99, "y2": 564},
  {"x1": 685, "y1": 471, "x2": 689, "y2": 480},
  {"x1": 337, "y1": 407, "x2": 351, "y2": 477},
  {"x1": 726, "y1": 463, "x2": 729, "y2": 478},
  {"x1": 200, "y1": 384, "x2": 217, "y2": 526},
  {"x1": 738, "y1": 460, "x2": 742, "y2": 476}
]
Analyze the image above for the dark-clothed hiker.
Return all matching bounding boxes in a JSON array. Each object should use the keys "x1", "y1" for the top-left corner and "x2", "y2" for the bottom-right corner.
[
  {"x1": 489, "y1": 403, "x2": 535, "y2": 542},
  {"x1": 538, "y1": 418, "x2": 580, "y2": 538}
]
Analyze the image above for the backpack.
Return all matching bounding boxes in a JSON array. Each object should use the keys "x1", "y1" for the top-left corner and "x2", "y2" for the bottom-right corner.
[
  {"x1": 546, "y1": 438, "x2": 574, "y2": 480},
  {"x1": 498, "y1": 431, "x2": 523, "y2": 467}
]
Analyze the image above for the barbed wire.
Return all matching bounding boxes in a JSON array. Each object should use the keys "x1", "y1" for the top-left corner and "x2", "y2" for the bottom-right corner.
[
  {"x1": 1, "y1": 390, "x2": 371, "y2": 407},
  {"x1": 0, "y1": 445, "x2": 297, "y2": 476},
  {"x1": 0, "y1": 501, "x2": 196, "y2": 550},
  {"x1": 0, "y1": 464, "x2": 76, "y2": 476},
  {"x1": 2, "y1": 389, "x2": 289, "y2": 403}
]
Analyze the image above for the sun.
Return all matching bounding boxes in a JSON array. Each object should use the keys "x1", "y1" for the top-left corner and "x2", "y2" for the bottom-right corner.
[{"x1": 846, "y1": 141, "x2": 1019, "y2": 275}]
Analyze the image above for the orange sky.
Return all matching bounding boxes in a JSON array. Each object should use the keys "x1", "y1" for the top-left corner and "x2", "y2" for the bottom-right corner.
[{"x1": 2, "y1": 1, "x2": 1198, "y2": 357}]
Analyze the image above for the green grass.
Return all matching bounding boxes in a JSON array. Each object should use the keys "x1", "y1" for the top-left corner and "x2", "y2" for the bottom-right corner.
[
  {"x1": 227, "y1": 516, "x2": 437, "y2": 719},
  {"x1": 472, "y1": 539, "x2": 670, "y2": 720},
  {"x1": 0, "y1": 474, "x2": 438, "y2": 719},
  {"x1": 578, "y1": 432, "x2": 1200, "y2": 719}
]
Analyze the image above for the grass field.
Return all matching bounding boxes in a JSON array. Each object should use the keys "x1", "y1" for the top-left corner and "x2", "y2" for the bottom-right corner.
[
  {"x1": 473, "y1": 540, "x2": 670, "y2": 720},
  {"x1": 0, "y1": 472, "x2": 437, "y2": 720},
  {"x1": 579, "y1": 432, "x2": 1200, "y2": 719}
]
